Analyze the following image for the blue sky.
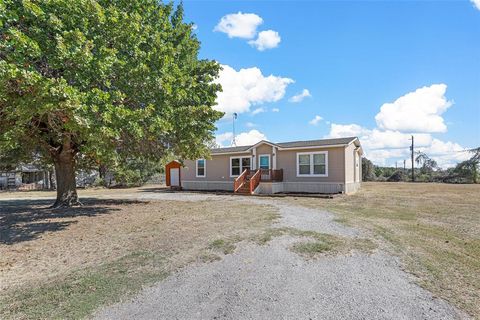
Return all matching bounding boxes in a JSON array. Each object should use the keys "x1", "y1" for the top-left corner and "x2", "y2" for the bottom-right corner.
[{"x1": 181, "y1": 0, "x2": 480, "y2": 167}]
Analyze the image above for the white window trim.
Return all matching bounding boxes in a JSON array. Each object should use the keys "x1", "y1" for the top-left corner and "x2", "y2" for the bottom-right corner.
[
  {"x1": 296, "y1": 151, "x2": 328, "y2": 177},
  {"x1": 196, "y1": 159, "x2": 206, "y2": 178},
  {"x1": 258, "y1": 154, "x2": 271, "y2": 170},
  {"x1": 230, "y1": 156, "x2": 252, "y2": 177}
]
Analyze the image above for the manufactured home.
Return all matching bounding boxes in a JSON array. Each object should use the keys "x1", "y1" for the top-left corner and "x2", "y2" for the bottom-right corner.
[{"x1": 176, "y1": 137, "x2": 362, "y2": 195}]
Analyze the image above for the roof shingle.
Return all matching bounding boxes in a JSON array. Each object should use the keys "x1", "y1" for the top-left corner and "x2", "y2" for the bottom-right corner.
[{"x1": 210, "y1": 137, "x2": 358, "y2": 154}]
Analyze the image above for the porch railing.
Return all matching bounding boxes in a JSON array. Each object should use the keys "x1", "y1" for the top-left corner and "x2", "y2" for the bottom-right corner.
[
  {"x1": 233, "y1": 169, "x2": 283, "y2": 194},
  {"x1": 259, "y1": 169, "x2": 283, "y2": 182},
  {"x1": 249, "y1": 169, "x2": 261, "y2": 193},
  {"x1": 234, "y1": 169, "x2": 249, "y2": 192}
]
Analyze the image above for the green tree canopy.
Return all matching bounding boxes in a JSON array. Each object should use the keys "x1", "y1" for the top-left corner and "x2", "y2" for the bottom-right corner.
[
  {"x1": 361, "y1": 157, "x2": 376, "y2": 181},
  {"x1": 0, "y1": 0, "x2": 223, "y2": 206}
]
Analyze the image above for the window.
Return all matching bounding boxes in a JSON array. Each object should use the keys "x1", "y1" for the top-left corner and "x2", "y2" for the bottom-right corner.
[
  {"x1": 313, "y1": 153, "x2": 326, "y2": 174},
  {"x1": 296, "y1": 151, "x2": 328, "y2": 177},
  {"x1": 242, "y1": 157, "x2": 251, "y2": 171},
  {"x1": 196, "y1": 159, "x2": 205, "y2": 177},
  {"x1": 230, "y1": 156, "x2": 251, "y2": 177},
  {"x1": 231, "y1": 158, "x2": 240, "y2": 176},
  {"x1": 259, "y1": 155, "x2": 270, "y2": 170}
]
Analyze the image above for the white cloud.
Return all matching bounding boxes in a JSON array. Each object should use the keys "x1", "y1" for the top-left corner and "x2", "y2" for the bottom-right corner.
[
  {"x1": 366, "y1": 149, "x2": 410, "y2": 167},
  {"x1": 326, "y1": 122, "x2": 468, "y2": 168},
  {"x1": 215, "y1": 132, "x2": 233, "y2": 147},
  {"x1": 216, "y1": 130, "x2": 267, "y2": 147},
  {"x1": 251, "y1": 107, "x2": 265, "y2": 115},
  {"x1": 327, "y1": 124, "x2": 431, "y2": 149},
  {"x1": 245, "y1": 122, "x2": 256, "y2": 127},
  {"x1": 324, "y1": 84, "x2": 468, "y2": 168},
  {"x1": 248, "y1": 30, "x2": 281, "y2": 51},
  {"x1": 327, "y1": 123, "x2": 369, "y2": 138},
  {"x1": 309, "y1": 115, "x2": 323, "y2": 126},
  {"x1": 418, "y1": 139, "x2": 470, "y2": 168},
  {"x1": 471, "y1": 0, "x2": 480, "y2": 10},
  {"x1": 214, "y1": 64, "x2": 294, "y2": 116},
  {"x1": 365, "y1": 130, "x2": 432, "y2": 150},
  {"x1": 214, "y1": 12, "x2": 263, "y2": 39},
  {"x1": 289, "y1": 89, "x2": 312, "y2": 103},
  {"x1": 235, "y1": 129, "x2": 267, "y2": 146},
  {"x1": 375, "y1": 84, "x2": 452, "y2": 133},
  {"x1": 272, "y1": 108, "x2": 280, "y2": 112}
]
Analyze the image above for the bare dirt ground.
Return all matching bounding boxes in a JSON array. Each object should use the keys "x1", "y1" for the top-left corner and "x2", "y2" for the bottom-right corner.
[
  {"x1": 0, "y1": 188, "x2": 277, "y2": 318},
  {"x1": 1, "y1": 184, "x2": 477, "y2": 319}
]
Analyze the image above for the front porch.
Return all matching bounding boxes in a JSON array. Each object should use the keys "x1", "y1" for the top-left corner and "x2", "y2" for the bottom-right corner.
[{"x1": 234, "y1": 169, "x2": 283, "y2": 195}]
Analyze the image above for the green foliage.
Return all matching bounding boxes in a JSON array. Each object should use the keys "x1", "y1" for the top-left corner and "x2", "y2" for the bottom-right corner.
[
  {"x1": 110, "y1": 158, "x2": 163, "y2": 187},
  {"x1": 374, "y1": 166, "x2": 397, "y2": 180},
  {"x1": 415, "y1": 152, "x2": 438, "y2": 175},
  {"x1": 453, "y1": 158, "x2": 479, "y2": 184},
  {"x1": 386, "y1": 170, "x2": 406, "y2": 182},
  {"x1": 0, "y1": 0, "x2": 222, "y2": 172},
  {"x1": 361, "y1": 157, "x2": 376, "y2": 181}
]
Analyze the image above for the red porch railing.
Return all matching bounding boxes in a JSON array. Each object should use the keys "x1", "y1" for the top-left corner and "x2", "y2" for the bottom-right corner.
[
  {"x1": 234, "y1": 169, "x2": 283, "y2": 194},
  {"x1": 249, "y1": 169, "x2": 261, "y2": 193},
  {"x1": 234, "y1": 169, "x2": 249, "y2": 192},
  {"x1": 259, "y1": 169, "x2": 283, "y2": 182}
]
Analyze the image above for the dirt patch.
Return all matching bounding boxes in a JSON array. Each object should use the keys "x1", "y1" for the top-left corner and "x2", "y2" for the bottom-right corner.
[{"x1": 0, "y1": 197, "x2": 278, "y2": 319}]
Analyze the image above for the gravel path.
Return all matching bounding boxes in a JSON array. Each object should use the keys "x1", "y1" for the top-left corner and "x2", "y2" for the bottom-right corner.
[{"x1": 93, "y1": 192, "x2": 467, "y2": 320}]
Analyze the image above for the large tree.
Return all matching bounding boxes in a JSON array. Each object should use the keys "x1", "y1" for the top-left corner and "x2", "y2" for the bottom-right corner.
[{"x1": 0, "y1": 0, "x2": 223, "y2": 207}]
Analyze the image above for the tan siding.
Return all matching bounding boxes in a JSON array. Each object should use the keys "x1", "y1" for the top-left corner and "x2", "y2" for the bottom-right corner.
[
  {"x1": 182, "y1": 153, "x2": 252, "y2": 182},
  {"x1": 276, "y1": 147, "x2": 345, "y2": 183},
  {"x1": 344, "y1": 143, "x2": 355, "y2": 183},
  {"x1": 255, "y1": 144, "x2": 273, "y2": 168}
]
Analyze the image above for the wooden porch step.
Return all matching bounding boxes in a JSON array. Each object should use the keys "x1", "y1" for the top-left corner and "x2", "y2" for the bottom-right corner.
[{"x1": 235, "y1": 183, "x2": 252, "y2": 195}]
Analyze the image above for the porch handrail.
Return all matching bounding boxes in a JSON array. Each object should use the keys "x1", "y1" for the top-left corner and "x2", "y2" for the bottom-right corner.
[
  {"x1": 259, "y1": 169, "x2": 283, "y2": 182},
  {"x1": 249, "y1": 169, "x2": 261, "y2": 194},
  {"x1": 234, "y1": 169, "x2": 249, "y2": 192}
]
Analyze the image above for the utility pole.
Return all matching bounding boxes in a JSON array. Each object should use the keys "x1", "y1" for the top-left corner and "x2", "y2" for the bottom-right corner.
[
  {"x1": 232, "y1": 112, "x2": 238, "y2": 146},
  {"x1": 403, "y1": 159, "x2": 406, "y2": 173},
  {"x1": 410, "y1": 135, "x2": 415, "y2": 182}
]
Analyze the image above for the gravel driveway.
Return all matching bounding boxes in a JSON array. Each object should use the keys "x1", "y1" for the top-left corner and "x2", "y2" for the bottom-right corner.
[{"x1": 91, "y1": 192, "x2": 466, "y2": 320}]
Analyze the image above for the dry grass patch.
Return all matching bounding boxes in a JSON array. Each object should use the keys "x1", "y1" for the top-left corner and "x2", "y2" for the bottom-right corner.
[
  {"x1": 284, "y1": 182, "x2": 480, "y2": 317},
  {"x1": 0, "y1": 197, "x2": 278, "y2": 319},
  {"x1": 253, "y1": 227, "x2": 376, "y2": 258}
]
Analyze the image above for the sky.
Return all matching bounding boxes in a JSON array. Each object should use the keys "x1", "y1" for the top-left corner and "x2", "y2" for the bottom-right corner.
[{"x1": 180, "y1": 0, "x2": 480, "y2": 168}]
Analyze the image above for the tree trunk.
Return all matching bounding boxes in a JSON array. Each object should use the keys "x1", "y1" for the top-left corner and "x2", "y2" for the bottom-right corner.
[{"x1": 52, "y1": 148, "x2": 80, "y2": 208}]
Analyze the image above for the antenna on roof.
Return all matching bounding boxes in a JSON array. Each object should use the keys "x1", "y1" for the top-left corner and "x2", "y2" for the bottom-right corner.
[{"x1": 232, "y1": 113, "x2": 238, "y2": 146}]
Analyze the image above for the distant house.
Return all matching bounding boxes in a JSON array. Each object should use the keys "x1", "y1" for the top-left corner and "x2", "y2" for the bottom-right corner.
[
  {"x1": 178, "y1": 137, "x2": 362, "y2": 195},
  {"x1": 0, "y1": 165, "x2": 51, "y2": 190}
]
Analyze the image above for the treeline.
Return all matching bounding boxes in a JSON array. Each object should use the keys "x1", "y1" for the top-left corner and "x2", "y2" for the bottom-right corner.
[{"x1": 362, "y1": 147, "x2": 479, "y2": 184}]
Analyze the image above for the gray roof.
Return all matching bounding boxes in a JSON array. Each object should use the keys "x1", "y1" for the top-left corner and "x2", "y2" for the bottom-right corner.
[
  {"x1": 276, "y1": 137, "x2": 358, "y2": 148},
  {"x1": 211, "y1": 145, "x2": 251, "y2": 154},
  {"x1": 211, "y1": 137, "x2": 358, "y2": 154}
]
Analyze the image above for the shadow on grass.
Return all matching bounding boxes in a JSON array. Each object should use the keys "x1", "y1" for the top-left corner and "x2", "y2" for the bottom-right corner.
[
  {"x1": 138, "y1": 186, "x2": 175, "y2": 193},
  {"x1": 0, "y1": 198, "x2": 142, "y2": 245}
]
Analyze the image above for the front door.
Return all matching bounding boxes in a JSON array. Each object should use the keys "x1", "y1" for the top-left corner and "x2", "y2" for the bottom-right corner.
[
  {"x1": 259, "y1": 155, "x2": 270, "y2": 180},
  {"x1": 259, "y1": 155, "x2": 270, "y2": 170}
]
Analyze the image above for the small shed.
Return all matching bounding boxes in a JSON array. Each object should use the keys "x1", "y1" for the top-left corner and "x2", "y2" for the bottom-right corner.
[{"x1": 165, "y1": 160, "x2": 182, "y2": 188}]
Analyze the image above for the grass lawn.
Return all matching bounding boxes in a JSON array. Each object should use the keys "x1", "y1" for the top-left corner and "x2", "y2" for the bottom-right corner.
[
  {"x1": 0, "y1": 196, "x2": 278, "y2": 319},
  {"x1": 286, "y1": 182, "x2": 480, "y2": 318}
]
